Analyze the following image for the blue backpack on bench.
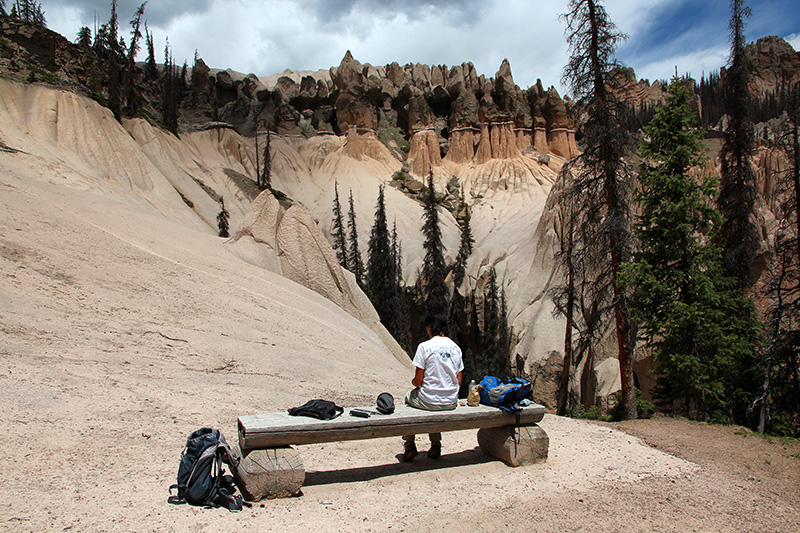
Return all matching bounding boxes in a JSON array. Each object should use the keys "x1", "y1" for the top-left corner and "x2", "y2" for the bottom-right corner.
[{"x1": 478, "y1": 376, "x2": 532, "y2": 413}]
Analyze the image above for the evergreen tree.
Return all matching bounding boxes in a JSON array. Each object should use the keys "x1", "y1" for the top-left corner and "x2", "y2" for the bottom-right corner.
[
  {"x1": 367, "y1": 185, "x2": 400, "y2": 336},
  {"x1": 0, "y1": 1, "x2": 6, "y2": 17},
  {"x1": 390, "y1": 220, "x2": 405, "y2": 344},
  {"x1": 499, "y1": 284, "x2": 511, "y2": 375},
  {"x1": 391, "y1": 220, "x2": 403, "y2": 291},
  {"x1": 161, "y1": 38, "x2": 178, "y2": 133},
  {"x1": 179, "y1": 61, "x2": 188, "y2": 93},
  {"x1": 719, "y1": 0, "x2": 760, "y2": 290},
  {"x1": 216, "y1": 199, "x2": 230, "y2": 238},
  {"x1": 347, "y1": 190, "x2": 364, "y2": 287},
  {"x1": 452, "y1": 204, "x2": 474, "y2": 291},
  {"x1": 623, "y1": 77, "x2": 760, "y2": 421},
  {"x1": 107, "y1": 0, "x2": 122, "y2": 121},
  {"x1": 483, "y1": 266, "x2": 500, "y2": 373},
  {"x1": 420, "y1": 171, "x2": 448, "y2": 314},
  {"x1": 551, "y1": 169, "x2": 580, "y2": 415},
  {"x1": 123, "y1": 2, "x2": 147, "y2": 117},
  {"x1": 144, "y1": 26, "x2": 158, "y2": 82},
  {"x1": 259, "y1": 130, "x2": 271, "y2": 190},
  {"x1": 754, "y1": 84, "x2": 800, "y2": 435},
  {"x1": 331, "y1": 180, "x2": 348, "y2": 269},
  {"x1": 561, "y1": 0, "x2": 638, "y2": 419},
  {"x1": 76, "y1": 26, "x2": 92, "y2": 49}
]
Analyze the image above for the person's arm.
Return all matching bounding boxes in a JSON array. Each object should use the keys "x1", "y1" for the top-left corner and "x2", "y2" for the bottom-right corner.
[
  {"x1": 412, "y1": 367, "x2": 424, "y2": 387},
  {"x1": 457, "y1": 370, "x2": 463, "y2": 386}
]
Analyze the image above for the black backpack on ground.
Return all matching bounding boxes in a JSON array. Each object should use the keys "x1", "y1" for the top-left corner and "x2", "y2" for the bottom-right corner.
[{"x1": 168, "y1": 427, "x2": 244, "y2": 511}]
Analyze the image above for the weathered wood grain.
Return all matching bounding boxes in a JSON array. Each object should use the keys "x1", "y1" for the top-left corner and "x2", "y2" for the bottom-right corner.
[
  {"x1": 232, "y1": 445, "x2": 305, "y2": 501},
  {"x1": 238, "y1": 403, "x2": 545, "y2": 450},
  {"x1": 477, "y1": 424, "x2": 549, "y2": 466}
]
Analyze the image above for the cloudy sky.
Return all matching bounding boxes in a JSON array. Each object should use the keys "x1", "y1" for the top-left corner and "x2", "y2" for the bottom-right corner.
[{"x1": 45, "y1": 0, "x2": 800, "y2": 94}]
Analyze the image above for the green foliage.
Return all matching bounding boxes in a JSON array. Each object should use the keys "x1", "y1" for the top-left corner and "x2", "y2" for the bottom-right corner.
[
  {"x1": 331, "y1": 181, "x2": 348, "y2": 270},
  {"x1": 26, "y1": 66, "x2": 60, "y2": 85},
  {"x1": 420, "y1": 172, "x2": 448, "y2": 314},
  {"x1": 719, "y1": 0, "x2": 759, "y2": 290},
  {"x1": 367, "y1": 185, "x2": 402, "y2": 340},
  {"x1": 623, "y1": 77, "x2": 762, "y2": 423},
  {"x1": 378, "y1": 127, "x2": 410, "y2": 154},
  {"x1": 76, "y1": 27, "x2": 92, "y2": 49},
  {"x1": 346, "y1": 190, "x2": 364, "y2": 287},
  {"x1": 610, "y1": 389, "x2": 654, "y2": 421},
  {"x1": 561, "y1": 0, "x2": 638, "y2": 420},
  {"x1": 567, "y1": 403, "x2": 606, "y2": 421}
]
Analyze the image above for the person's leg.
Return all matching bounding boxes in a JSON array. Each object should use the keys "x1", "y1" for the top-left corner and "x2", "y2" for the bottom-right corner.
[
  {"x1": 402, "y1": 434, "x2": 418, "y2": 462},
  {"x1": 427, "y1": 433, "x2": 442, "y2": 459}
]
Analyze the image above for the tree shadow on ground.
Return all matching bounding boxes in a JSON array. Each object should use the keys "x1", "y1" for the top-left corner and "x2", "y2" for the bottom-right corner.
[{"x1": 304, "y1": 447, "x2": 495, "y2": 486}]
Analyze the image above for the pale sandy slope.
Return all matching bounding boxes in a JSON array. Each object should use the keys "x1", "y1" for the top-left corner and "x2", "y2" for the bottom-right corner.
[{"x1": 2, "y1": 80, "x2": 798, "y2": 532}]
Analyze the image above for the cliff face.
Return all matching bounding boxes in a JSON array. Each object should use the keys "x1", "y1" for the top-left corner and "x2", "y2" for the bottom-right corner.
[
  {"x1": 209, "y1": 53, "x2": 578, "y2": 177},
  {"x1": 2, "y1": 19, "x2": 796, "y2": 411}
]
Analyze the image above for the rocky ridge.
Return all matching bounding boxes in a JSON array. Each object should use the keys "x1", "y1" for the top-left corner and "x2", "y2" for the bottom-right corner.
[{"x1": 1, "y1": 18, "x2": 797, "y2": 411}]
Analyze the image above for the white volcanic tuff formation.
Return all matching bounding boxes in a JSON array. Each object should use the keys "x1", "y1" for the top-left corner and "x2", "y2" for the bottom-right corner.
[
  {"x1": 0, "y1": 77, "x2": 408, "y2": 370},
  {"x1": 0, "y1": 77, "x2": 576, "y2": 407}
]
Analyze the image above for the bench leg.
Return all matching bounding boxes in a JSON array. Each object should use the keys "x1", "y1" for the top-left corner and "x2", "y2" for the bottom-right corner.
[
  {"x1": 232, "y1": 445, "x2": 305, "y2": 501},
  {"x1": 477, "y1": 424, "x2": 549, "y2": 467}
]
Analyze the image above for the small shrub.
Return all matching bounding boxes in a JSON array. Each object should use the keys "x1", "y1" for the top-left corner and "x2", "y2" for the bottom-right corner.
[
  {"x1": 378, "y1": 127, "x2": 410, "y2": 154},
  {"x1": 567, "y1": 403, "x2": 608, "y2": 421},
  {"x1": 609, "y1": 388, "x2": 655, "y2": 421},
  {"x1": 26, "y1": 66, "x2": 60, "y2": 85}
]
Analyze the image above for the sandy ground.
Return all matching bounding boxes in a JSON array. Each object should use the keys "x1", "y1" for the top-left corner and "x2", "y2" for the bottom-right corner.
[{"x1": 1, "y1": 82, "x2": 799, "y2": 533}]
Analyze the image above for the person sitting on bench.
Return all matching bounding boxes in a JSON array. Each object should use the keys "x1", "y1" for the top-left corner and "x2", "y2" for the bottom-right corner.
[{"x1": 402, "y1": 312, "x2": 463, "y2": 461}]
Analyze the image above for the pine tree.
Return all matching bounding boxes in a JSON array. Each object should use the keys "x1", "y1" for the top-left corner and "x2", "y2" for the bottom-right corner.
[
  {"x1": 551, "y1": 169, "x2": 580, "y2": 415},
  {"x1": 331, "y1": 180, "x2": 348, "y2": 269},
  {"x1": 347, "y1": 190, "x2": 364, "y2": 287},
  {"x1": 754, "y1": 83, "x2": 800, "y2": 435},
  {"x1": 390, "y1": 220, "x2": 405, "y2": 344},
  {"x1": 367, "y1": 185, "x2": 400, "y2": 336},
  {"x1": 561, "y1": 0, "x2": 638, "y2": 419},
  {"x1": 107, "y1": 0, "x2": 122, "y2": 121},
  {"x1": 144, "y1": 26, "x2": 158, "y2": 82},
  {"x1": 623, "y1": 77, "x2": 760, "y2": 421},
  {"x1": 123, "y1": 2, "x2": 147, "y2": 117},
  {"x1": 216, "y1": 199, "x2": 230, "y2": 238},
  {"x1": 483, "y1": 266, "x2": 500, "y2": 374},
  {"x1": 420, "y1": 171, "x2": 448, "y2": 314},
  {"x1": 161, "y1": 38, "x2": 178, "y2": 133},
  {"x1": 259, "y1": 130, "x2": 271, "y2": 190},
  {"x1": 499, "y1": 284, "x2": 511, "y2": 375},
  {"x1": 719, "y1": 0, "x2": 760, "y2": 290},
  {"x1": 452, "y1": 204, "x2": 474, "y2": 291},
  {"x1": 76, "y1": 26, "x2": 92, "y2": 48}
]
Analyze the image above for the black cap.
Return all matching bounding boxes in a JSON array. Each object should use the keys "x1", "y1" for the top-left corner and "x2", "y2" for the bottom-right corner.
[{"x1": 376, "y1": 392, "x2": 395, "y2": 414}]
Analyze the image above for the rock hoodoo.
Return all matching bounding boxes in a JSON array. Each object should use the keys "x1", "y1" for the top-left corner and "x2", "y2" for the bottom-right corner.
[{"x1": 201, "y1": 52, "x2": 577, "y2": 177}]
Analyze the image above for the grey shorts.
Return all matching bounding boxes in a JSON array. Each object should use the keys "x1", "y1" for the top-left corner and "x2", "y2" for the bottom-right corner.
[{"x1": 404, "y1": 388, "x2": 457, "y2": 411}]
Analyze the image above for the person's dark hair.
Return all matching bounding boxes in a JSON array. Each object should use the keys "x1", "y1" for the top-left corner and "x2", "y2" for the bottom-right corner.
[{"x1": 425, "y1": 312, "x2": 448, "y2": 336}]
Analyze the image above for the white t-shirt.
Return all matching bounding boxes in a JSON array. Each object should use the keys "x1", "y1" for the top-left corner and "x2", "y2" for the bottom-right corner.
[{"x1": 412, "y1": 335, "x2": 464, "y2": 405}]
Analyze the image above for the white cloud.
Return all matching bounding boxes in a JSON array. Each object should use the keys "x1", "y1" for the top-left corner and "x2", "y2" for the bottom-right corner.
[
  {"x1": 787, "y1": 32, "x2": 800, "y2": 51},
  {"x1": 41, "y1": 0, "x2": 798, "y2": 98}
]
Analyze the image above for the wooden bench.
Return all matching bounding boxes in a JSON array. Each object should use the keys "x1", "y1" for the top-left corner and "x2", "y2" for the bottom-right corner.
[{"x1": 233, "y1": 403, "x2": 548, "y2": 500}]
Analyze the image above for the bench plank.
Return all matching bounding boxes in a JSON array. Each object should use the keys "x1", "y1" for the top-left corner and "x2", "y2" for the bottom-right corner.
[{"x1": 238, "y1": 403, "x2": 545, "y2": 450}]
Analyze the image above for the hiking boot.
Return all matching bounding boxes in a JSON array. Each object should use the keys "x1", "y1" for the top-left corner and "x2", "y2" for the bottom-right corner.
[
  {"x1": 428, "y1": 442, "x2": 441, "y2": 460},
  {"x1": 402, "y1": 442, "x2": 418, "y2": 462}
]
